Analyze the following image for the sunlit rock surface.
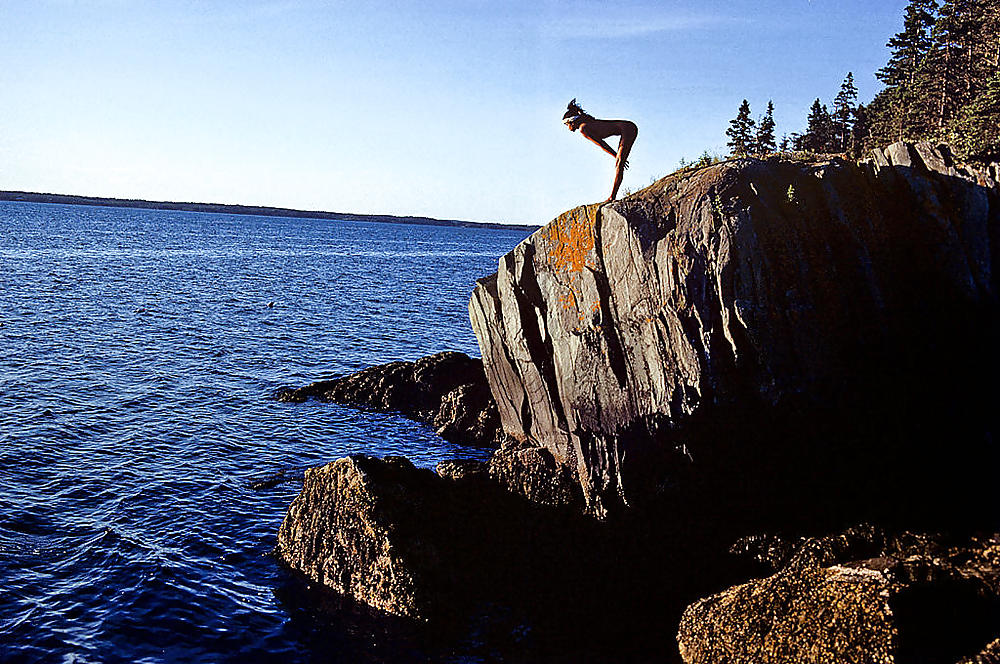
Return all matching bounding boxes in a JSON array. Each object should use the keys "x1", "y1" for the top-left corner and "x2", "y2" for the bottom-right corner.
[
  {"x1": 470, "y1": 142, "x2": 999, "y2": 516},
  {"x1": 275, "y1": 455, "x2": 468, "y2": 620},
  {"x1": 276, "y1": 144, "x2": 999, "y2": 657},
  {"x1": 678, "y1": 530, "x2": 1000, "y2": 664}
]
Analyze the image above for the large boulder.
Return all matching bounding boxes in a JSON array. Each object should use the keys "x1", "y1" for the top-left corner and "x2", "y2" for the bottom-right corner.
[
  {"x1": 470, "y1": 142, "x2": 1000, "y2": 517},
  {"x1": 677, "y1": 530, "x2": 1000, "y2": 664},
  {"x1": 273, "y1": 453, "x2": 590, "y2": 622},
  {"x1": 276, "y1": 351, "x2": 500, "y2": 446},
  {"x1": 274, "y1": 455, "x2": 754, "y2": 653},
  {"x1": 275, "y1": 455, "x2": 481, "y2": 620}
]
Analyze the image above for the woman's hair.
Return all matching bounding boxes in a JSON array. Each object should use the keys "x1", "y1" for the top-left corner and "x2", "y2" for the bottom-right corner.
[{"x1": 563, "y1": 98, "x2": 591, "y2": 122}]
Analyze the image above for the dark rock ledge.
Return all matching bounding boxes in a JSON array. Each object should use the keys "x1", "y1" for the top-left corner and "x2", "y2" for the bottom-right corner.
[{"x1": 275, "y1": 351, "x2": 500, "y2": 447}]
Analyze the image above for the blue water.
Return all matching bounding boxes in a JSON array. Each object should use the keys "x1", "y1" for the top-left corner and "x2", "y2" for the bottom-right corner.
[{"x1": 0, "y1": 202, "x2": 531, "y2": 663}]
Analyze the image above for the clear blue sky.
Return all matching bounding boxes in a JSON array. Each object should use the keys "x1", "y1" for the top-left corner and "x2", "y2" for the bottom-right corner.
[{"x1": 1, "y1": 1, "x2": 907, "y2": 224}]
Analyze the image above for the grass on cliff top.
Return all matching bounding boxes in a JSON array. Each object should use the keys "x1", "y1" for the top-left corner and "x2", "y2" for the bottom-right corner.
[{"x1": 620, "y1": 149, "x2": 843, "y2": 199}]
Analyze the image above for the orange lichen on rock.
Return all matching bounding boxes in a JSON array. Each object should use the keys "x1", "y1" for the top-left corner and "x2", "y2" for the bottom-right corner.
[
  {"x1": 542, "y1": 204, "x2": 599, "y2": 273},
  {"x1": 557, "y1": 290, "x2": 579, "y2": 311}
]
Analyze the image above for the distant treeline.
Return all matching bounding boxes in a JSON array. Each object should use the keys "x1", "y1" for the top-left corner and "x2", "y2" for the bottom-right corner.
[
  {"x1": 0, "y1": 191, "x2": 530, "y2": 230},
  {"x1": 717, "y1": 0, "x2": 998, "y2": 163}
]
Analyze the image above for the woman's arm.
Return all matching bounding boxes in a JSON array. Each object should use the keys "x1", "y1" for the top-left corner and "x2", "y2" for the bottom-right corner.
[{"x1": 580, "y1": 126, "x2": 618, "y2": 158}]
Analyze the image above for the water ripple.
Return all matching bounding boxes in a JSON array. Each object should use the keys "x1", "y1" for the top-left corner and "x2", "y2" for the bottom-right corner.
[{"x1": 0, "y1": 202, "x2": 527, "y2": 663}]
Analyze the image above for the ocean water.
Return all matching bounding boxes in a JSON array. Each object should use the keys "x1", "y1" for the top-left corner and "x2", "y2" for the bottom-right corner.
[{"x1": 0, "y1": 202, "x2": 532, "y2": 663}]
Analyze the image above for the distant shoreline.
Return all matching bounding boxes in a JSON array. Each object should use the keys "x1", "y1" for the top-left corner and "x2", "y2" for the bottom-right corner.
[{"x1": 0, "y1": 191, "x2": 533, "y2": 230}]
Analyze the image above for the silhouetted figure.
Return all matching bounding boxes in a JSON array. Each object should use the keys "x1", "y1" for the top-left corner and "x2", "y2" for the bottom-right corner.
[{"x1": 563, "y1": 99, "x2": 638, "y2": 202}]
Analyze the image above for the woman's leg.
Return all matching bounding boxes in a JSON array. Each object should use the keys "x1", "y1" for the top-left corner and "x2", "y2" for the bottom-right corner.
[{"x1": 608, "y1": 124, "x2": 637, "y2": 202}]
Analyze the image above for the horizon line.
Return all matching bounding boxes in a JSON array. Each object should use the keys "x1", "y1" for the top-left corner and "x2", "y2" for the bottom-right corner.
[{"x1": 0, "y1": 190, "x2": 537, "y2": 230}]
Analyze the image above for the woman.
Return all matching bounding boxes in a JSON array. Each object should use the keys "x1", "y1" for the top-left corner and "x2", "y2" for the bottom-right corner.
[{"x1": 562, "y1": 99, "x2": 638, "y2": 202}]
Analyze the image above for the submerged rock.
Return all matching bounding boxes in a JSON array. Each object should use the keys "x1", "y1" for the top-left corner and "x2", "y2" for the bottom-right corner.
[
  {"x1": 470, "y1": 142, "x2": 1000, "y2": 517},
  {"x1": 275, "y1": 351, "x2": 500, "y2": 446},
  {"x1": 677, "y1": 531, "x2": 1000, "y2": 664}
]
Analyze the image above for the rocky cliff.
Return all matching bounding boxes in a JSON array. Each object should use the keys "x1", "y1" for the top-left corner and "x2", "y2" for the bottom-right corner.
[
  {"x1": 470, "y1": 142, "x2": 1000, "y2": 518},
  {"x1": 276, "y1": 143, "x2": 1000, "y2": 660}
]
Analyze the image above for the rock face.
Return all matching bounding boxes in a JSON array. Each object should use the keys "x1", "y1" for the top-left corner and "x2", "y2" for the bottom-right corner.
[
  {"x1": 470, "y1": 142, "x2": 1000, "y2": 517},
  {"x1": 274, "y1": 452, "x2": 753, "y2": 647},
  {"x1": 275, "y1": 455, "x2": 475, "y2": 620},
  {"x1": 275, "y1": 453, "x2": 604, "y2": 622},
  {"x1": 487, "y1": 439, "x2": 582, "y2": 508},
  {"x1": 276, "y1": 351, "x2": 499, "y2": 446},
  {"x1": 677, "y1": 529, "x2": 1000, "y2": 664}
]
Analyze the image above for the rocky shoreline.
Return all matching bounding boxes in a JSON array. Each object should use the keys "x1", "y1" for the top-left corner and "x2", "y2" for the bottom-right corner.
[
  {"x1": 274, "y1": 143, "x2": 1000, "y2": 662},
  {"x1": 275, "y1": 351, "x2": 499, "y2": 447}
]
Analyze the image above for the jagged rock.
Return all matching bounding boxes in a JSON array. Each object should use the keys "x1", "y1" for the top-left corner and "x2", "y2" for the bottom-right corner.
[
  {"x1": 959, "y1": 638, "x2": 1000, "y2": 664},
  {"x1": 677, "y1": 532, "x2": 1000, "y2": 664},
  {"x1": 275, "y1": 351, "x2": 500, "y2": 446},
  {"x1": 730, "y1": 523, "x2": 887, "y2": 572},
  {"x1": 275, "y1": 453, "x2": 602, "y2": 622},
  {"x1": 432, "y1": 381, "x2": 499, "y2": 446},
  {"x1": 275, "y1": 144, "x2": 1000, "y2": 660},
  {"x1": 487, "y1": 439, "x2": 582, "y2": 508},
  {"x1": 275, "y1": 455, "x2": 466, "y2": 620},
  {"x1": 434, "y1": 458, "x2": 488, "y2": 482},
  {"x1": 470, "y1": 142, "x2": 1000, "y2": 516},
  {"x1": 274, "y1": 454, "x2": 747, "y2": 653}
]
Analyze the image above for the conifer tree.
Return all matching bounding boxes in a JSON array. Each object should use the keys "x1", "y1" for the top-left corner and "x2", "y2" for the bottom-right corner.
[
  {"x1": 876, "y1": 0, "x2": 940, "y2": 140},
  {"x1": 726, "y1": 100, "x2": 756, "y2": 157},
  {"x1": 865, "y1": 0, "x2": 998, "y2": 155},
  {"x1": 804, "y1": 99, "x2": 836, "y2": 152},
  {"x1": 833, "y1": 73, "x2": 859, "y2": 151},
  {"x1": 745, "y1": 0, "x2": 997, "y2": 163},
  {"x1": 877, "y1": 0, "x2": 939, "y2": 88},
  {"x1": 928, "y1": 0, "x2": 967, "y2": 129},
  {"x1": 755, "y1": 101, "x2": 777, "y2": 154},
  {"x1": 952, "y1": 70, "x2": 1000, "y2": 159},
  {"x1": 851, "y1": 103, "x2": 872, "y2": 157}
]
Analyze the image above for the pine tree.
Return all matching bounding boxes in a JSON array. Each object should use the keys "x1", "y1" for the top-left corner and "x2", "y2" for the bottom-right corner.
[
  {"x1": 928, "y1": 0, "x2": 968, "y2": 129},
  {"x1": 952, "y1": 69, "x2": 1000, "y2": 159},
  {"x1": 876, "y1": 0, "x2": 940, "y2": 140},
  {"x1": 755, "y1": 101, "x2": 777, "y2": 154},
  {"x1": 851, "y1": 103, "x2": 872, "y2": 157},
  {"x1": 726, "y1": 100, "x2": 756, "y2": 157},
  {"x1": 779, "y1": 134, "x2": 791, "y2": 152},
  {"x1": 833, "y1": 73, "x2": 859, "y2": 151},
  {"x1": 877, "y1": 0, "x2": 940, "y2": 88},
  {"x1": 866, "y1": 87, "x2": 907, "y2": 149},
  {"x1": 865, "y1": 0, "x2": 999, "y2": 156},
  {"x1": 804, "y1": 99, "x2": 836, "y2": 152}
]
